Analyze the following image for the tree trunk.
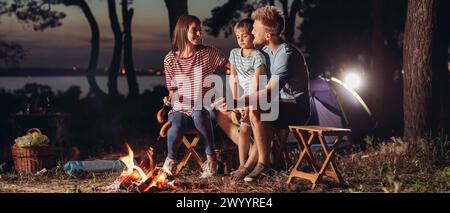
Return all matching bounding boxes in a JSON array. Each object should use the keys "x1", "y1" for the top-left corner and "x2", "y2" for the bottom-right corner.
[
  {"x1": 432, "y1": 0, "x2": 450, "y2": 136},
  {"x1": 403, "y1": 0, "x2": 438, "y2": 140},
  {"x1": 369, "y1": 0, "x2": 387, "y2": 127},
  {"x1": 164, "y1": 0, "x2": 188, "y2": 41},
  {"x1": 64, "y1": 0, "x2": 105, "y2": 97},
  {"x1": 279, "y1": 0, "x2": 289, "y2": 25},
  {"x1": 107, "y1": 0, "x2": 122, "y2": 97},
  {"x1": 122, "y1": 0, "x2": 139, "y2": 99},
  {"x1": 284, "y1": 0, "x2": 300, "y2": 43}
]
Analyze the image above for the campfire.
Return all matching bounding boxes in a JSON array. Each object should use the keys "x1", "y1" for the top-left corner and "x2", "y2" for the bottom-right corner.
[{"x1": 118, "y1": 144, "x2": 175, "y2": 192}]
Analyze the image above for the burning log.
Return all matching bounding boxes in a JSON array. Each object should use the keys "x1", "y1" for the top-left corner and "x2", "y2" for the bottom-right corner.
[
  {"x1": 118, "y1": 144, "x2": 176, "y2": 193},
  {"x1": 119, "y1": 168, "x2": 176, "y2": 192}
]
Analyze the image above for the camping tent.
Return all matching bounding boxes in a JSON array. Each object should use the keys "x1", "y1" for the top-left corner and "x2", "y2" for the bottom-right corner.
[{"x1": 287, "y1": 76, "x2": 374, "y2": 146}]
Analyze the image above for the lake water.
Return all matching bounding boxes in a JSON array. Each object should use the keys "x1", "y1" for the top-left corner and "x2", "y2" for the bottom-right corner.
[
  {"x1": 0, "y1": 76, "x2": 168, "y2": 97},
  {"x1": 0, "y1": 75, "x2": 231, "y2": 97}
]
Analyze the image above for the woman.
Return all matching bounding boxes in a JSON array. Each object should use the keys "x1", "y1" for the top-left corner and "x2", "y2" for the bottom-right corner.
[{"x1": 162, "y1": 14, "x2": 229, "y2": 178}]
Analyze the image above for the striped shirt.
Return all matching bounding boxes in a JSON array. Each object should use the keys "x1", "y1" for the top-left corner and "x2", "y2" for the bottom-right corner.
[
  {"x1": 164, "y1": 45, "x2": 227, "y2": 116},
  {"x1": 229, "y1": 48, "x2": 266, "y2": 95}
]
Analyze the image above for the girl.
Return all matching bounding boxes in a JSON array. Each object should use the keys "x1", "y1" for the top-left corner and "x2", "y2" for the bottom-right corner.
[{"x1": 162, "y1": 15, "x2": 229, "y2": 178}]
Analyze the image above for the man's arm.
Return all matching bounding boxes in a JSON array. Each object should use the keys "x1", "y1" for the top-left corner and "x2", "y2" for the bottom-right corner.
[
  {"x1": 238, "y1": 77, "x2": 280, "y2": 107},
  {"x1": 240, "y1": 49, "x2": 292, "y2": 107}
]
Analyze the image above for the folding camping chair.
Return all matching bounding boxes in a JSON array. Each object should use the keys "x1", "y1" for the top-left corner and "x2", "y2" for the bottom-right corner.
[
  {"x1": 157, "y1": 99, "x2": 207, "y2": 176},
  {"x1": 159, "y1": 121, "x2": 204, "y2": 175}
]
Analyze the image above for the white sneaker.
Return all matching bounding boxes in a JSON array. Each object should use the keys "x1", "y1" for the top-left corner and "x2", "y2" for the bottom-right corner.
[
  {"x1": 199, "y1": 160, "x2": 218, "y2": 178},
  {"x1": 162, "y1": 157, "x2": 177, "y2": 176}
]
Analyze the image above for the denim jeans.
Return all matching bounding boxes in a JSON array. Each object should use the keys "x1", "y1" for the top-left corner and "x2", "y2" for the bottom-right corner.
[{"x1": 166, "y1": 108, "x2": 215, "y2": 160}]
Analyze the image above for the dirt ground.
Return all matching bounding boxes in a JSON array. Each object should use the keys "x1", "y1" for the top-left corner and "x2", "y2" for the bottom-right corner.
[
  {"x1": 0, "y1": 166, "x2": 348, "y2": 193},
  {"x1": 1, "y1": 163, "x2": 448, "y2": 193},
  {"x1": 1, "y1": 137, "x2": 449, "y2": 193}
]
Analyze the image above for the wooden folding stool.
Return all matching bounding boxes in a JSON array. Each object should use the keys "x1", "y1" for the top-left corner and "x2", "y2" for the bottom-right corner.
[
  {"x1": 286, "y1": 125, "x2": 351, "y2": 190},
  {"x1": 159, "y1": 122, "x2": 204, "y2": 175}
]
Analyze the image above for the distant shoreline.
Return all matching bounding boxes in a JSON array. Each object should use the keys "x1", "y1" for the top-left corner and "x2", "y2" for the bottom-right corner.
[
  {"x1": 0, "y1": 67, "x2": 228, "y2": 76},
  {"x1": 0, "y1": 76, "x2": 168, "y2": 97},
  {"x1": 0, "y1": 75, "x2": 228, "y2": 98},
  {"x1": 0, "y1": 68, "x2": 164, "y2": 77}
]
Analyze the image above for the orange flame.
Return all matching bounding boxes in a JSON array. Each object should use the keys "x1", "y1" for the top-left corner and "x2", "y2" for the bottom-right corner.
[{"x1": 118, "y1": 144, "x2": 175, "y2": 192}]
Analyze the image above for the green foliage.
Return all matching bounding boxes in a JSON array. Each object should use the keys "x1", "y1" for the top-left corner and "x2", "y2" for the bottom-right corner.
[
  {"x1": 14, "y1": 131, "x2": 50, "y2": 147},
  {"x1": 363, "y1": 135, "x2": 374, "y2": 147},
  {"x1": 65, "y1": 185, "x2": 82, "y2": 193},
  {"x1": 8, "y1": 0, "x2": 66, "y2": 31},
  {"x1": 0, "y1": 39, "x2": 27, "y2": 64},
  {"x1": 0, "y1": 162, "x2": 5, "y2": 173}
]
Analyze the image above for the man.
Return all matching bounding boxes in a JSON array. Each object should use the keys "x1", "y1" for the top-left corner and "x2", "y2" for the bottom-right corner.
[{"x1": 214, "y1": 6, "x2": 310, "y2": 182}]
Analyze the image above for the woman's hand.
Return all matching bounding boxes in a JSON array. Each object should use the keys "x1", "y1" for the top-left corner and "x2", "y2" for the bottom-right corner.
[{"x1": 163, "y1": 96, "x2": 171, "y2": 106}]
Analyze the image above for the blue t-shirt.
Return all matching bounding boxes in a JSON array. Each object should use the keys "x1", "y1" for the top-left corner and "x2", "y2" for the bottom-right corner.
[
  {"x1": 229, "y1": 48, "x2": 266, "y2": 95},
  {"x1": 261, "y1": 42, "x2": 310, "y2": 104}
]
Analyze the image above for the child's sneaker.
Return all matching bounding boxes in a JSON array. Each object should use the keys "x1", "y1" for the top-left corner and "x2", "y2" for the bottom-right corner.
[
  {"x1": 200, "y1": 160, "x2": 218, "y2": 178},
  {"x1": 230, "y1": 165, "x2": 244, "y2": 176},
  {"x1": 244, "y1": 163, "x2": 269, "y2": 182},
  {"x1": 231, "y1": 166, "x2": 250, "y2": 181},
  {"x1": 162, "y1": 157, "x2": 177, "y2": 176}
]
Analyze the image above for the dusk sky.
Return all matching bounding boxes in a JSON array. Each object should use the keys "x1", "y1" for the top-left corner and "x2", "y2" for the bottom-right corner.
[{"x1": 0, "y1": 0, "x2": 236, "y2": 70}]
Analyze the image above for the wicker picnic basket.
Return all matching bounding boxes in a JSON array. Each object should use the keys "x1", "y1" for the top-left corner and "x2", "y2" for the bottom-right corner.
[{"x1": 11, "y1": 128, "x2": 58, "y2": 173}]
